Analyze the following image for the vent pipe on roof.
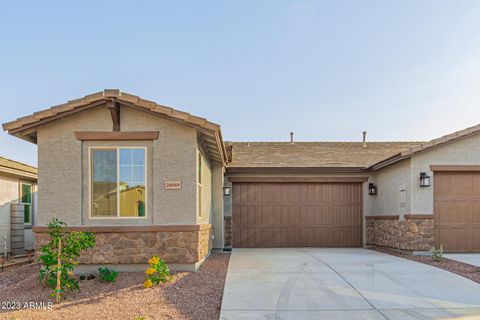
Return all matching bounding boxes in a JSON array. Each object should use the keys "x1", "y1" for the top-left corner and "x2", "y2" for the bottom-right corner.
[
  {"x1": 362, "y1": 131, "x2": 367, "y2": 148},
  {"x1": 290, "y1": 132, "x2": 294, "y2": 144}
]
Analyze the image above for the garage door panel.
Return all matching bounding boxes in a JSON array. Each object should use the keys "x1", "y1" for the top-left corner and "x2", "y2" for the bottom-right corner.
[
  {"x1": 434, "y1": 171, "x2": 480, "y2": 252},
  {"x1": 437, "y1": 228, "x2": 471, "y2": 252},
  {"x1": 473, "y1": 202, "x2": 480, "y2": 224},
  {"x1": 472, "y1": 228, "x2": 480, "y2": 251},
  {"x1": 233, "y1": 182, "x2": 363, "y2": 247},
  {"x1": 321, "y1": 206, "x2": 333, "y2": 225}
]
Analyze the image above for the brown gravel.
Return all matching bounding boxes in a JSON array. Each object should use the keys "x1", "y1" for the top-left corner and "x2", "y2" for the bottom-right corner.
[
  {"x1": 0, "y1": 253, "x2": 230, "y2": 320},
  {"x1": 373, "y1": 247, "x2": 480, "y2": 284}
]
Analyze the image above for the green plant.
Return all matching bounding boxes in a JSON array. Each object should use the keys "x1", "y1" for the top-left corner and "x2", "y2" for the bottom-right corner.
[
  {"x1": 98, "y1": 267, "x2": 119, "y2": 283},
  {"x1": 39, "y1": 217, "x2": 95, "y2": 302},
  {"x1": 143, "y1": 256, "x2": 172, "y2": 288},
  {"x1": 430, "y1": 244, "x2": 443, "y2": 262}
]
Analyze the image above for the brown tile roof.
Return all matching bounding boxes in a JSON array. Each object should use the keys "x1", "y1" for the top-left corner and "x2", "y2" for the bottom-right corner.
[
  {"x1": 371, "y1": 123, "x2": 480, "y2": 169},
  {"x1": 0, "y1": 156, "x2": 37, "y2": 176},
  {"x1": 226, "y1": 141, "x2": 424, "y2": 169},
  {"x1": 2, "y1": 89, "x2": 221, "y2": 133},
  {"x1": 2, "y1": 89, "x2": 227, "y2": 164}
]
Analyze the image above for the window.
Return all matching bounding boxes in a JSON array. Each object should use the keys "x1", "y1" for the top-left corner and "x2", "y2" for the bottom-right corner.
[
  {"x1": 21, "y1": 183, "x2": 33, "y2": 224},
  {"x1": 197, "y1": 152, "x2": 203, "y2": 217},
  {"x1": 91, "y1": 147, "x2": 146, "y2": 218}
]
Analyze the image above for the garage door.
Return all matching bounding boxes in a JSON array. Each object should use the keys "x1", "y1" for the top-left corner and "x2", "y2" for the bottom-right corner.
[
  {"x1": 232, "y1": 182, "x2": 363, "y2": 247},
  {"x1": 434, "y1": 171, "x2": 480, "y2": 252}
]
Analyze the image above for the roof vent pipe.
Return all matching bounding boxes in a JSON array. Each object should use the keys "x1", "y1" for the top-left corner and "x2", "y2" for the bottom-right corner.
[
  {"x1": 290, "y1": 132, "x2": 294, "y2": 144},
  {"x1": 362, "y1": 131, "x2": 367, "y2": 148}
]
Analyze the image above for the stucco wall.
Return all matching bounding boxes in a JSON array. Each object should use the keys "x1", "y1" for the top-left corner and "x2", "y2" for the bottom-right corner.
[
  {"x1": 196, "y1": 150, "x2": 212, "y2": 225},
  {"x1": 0, "y1": 177, "x2": 17, "y2": 254},
  {"x1": 37, "y1": 105, "x2": 199, "y2": 226},
  {"x1": 369, "y1": 159, "x2": 412, "y2": 217},
  {"x1": 0, "y1": 175, "x2": 37, "y2": 253},
  {"x1": 410, "y1": 133, "x2": 480, "y2": 214},
  {"x1": 211, "y1": 163, "x2": 224, "y2": 249}
]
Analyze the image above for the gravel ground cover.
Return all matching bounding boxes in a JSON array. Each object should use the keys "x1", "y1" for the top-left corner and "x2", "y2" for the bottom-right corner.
[
  {"x1": 0, "y1": 253, "x2": 230, "y2": 320},
  {"x1": 373, "y1": 247, "x2": 480, "y2": 284}
]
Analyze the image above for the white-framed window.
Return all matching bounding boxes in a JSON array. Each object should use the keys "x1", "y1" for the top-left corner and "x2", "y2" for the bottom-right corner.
[
  {"x1": 89, "y1": 147, "x2": 147, "y2": 218},
  {"x1": 197, "y1": 151, "x2": 203, "y2": 218},
  {"x1": 20, "y1": 182, "x2": 33, "y2": 224}
]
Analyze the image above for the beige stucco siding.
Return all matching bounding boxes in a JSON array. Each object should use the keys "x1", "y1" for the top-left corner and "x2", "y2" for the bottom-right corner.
[
  {"x1": 37, "y1": 107, "x2": 110, "y2": 225},
  {"x1": 211, "y1": 163, "x2": 224, "y2": 249},
  {"x1": 368, "y1": 159, "x2": 412, "y2": 217},
  {"x1": 197, "y1": 149, "x2": 212, "y2": 225},
  {"x1": 0, "y1": 176, "x2": 17, "y2": 253},
  {"x1": 410, "y1": 133, "x2": 480, "y2": 214},
  {"x1": 0, "y1": 175, "x2": 37, "y2": 253},
  {"x1": 37, "y1": 105, "x2": 199, "y2": 226}
]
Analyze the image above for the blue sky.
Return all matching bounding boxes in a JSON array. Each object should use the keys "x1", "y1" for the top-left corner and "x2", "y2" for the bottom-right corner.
[{"x1": 1, "y1": 1, "x2": 480, "y2": 166}]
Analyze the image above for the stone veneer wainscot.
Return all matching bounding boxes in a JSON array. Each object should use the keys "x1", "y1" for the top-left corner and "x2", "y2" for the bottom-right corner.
[
  {"x1": 366, "y1": 215, "x2": 434, "y2": 251},
  {"x1": 33, "y1": 225, "x2": 212, "y2": 269}
]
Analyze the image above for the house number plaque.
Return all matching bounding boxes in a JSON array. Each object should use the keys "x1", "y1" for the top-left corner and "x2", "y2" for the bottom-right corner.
[{"x1": 165, "y1": 181, "x2": 181, "y2": 190}]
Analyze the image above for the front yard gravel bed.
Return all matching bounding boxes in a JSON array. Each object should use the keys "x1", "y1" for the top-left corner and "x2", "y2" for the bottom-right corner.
[
  {"x1": 373, "y1": 247, "x2": 480, "y2": 284},
  {"x1": 0, "y1": 253, "x2": 230, "y2": 320}
]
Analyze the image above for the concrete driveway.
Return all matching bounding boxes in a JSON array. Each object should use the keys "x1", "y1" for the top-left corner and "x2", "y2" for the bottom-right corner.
[
  {"x1": 444, "y1": 254, "x2": 480, "y2": 267},
  {"x1": 220, "y1": 248, "x2": 480, "y2": 320}
]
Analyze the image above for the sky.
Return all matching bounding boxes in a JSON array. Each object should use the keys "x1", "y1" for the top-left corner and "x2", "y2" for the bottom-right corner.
[{"x1": 1, "y1": 1, "x2": 480, "y2": 167}]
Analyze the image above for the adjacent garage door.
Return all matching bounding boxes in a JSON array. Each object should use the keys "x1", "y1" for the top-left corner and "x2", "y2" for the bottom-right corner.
[
  {"x1": 434, "y1": 171, "x2": 480, "y2": 252},
  {"x1": 232, "y1": 182, "x2": 363, "y2": 247}
]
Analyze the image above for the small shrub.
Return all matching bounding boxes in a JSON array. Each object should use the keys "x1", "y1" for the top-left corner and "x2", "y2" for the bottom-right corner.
[
  {"x1": 144, "y1": 256, "x2": 171, "y2": 288},
  {"x1": 98, "y1": 267, "x2": 119, "y2": 283},
  {"x1": 39, "y1": 217, "x2": 96, "y2": 302},
  {"x1": 430, "y1": 244, "x2": 443, "y2": 262}
]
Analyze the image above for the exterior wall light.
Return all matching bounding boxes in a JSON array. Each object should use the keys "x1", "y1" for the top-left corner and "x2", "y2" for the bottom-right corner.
[
  {"x1": 223, "y1": 186, "x2": 231, "y2": 196},
  {"x1": 368, "y1": 183, "x2": 377, "y2": 196},
  {"x1": 420, "y1": 172, "x2": 431, "y2": 187}
]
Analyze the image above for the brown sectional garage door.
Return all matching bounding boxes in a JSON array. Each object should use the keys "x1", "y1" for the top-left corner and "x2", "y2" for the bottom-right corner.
[
  {"x1": 434, "y1": 171, "x2": 480, "y2": 252},
  {"x1": 232, "y1": 182, "x2": 363, "y2": 247}
]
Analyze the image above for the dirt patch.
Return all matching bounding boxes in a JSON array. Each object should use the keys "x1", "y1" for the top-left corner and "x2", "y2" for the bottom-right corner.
[
  {"x1": 0, "y1": 253, "x2": 230, "y2": 320},
  {"x1": 373, "y1": 247, "x2": 480, "y2": 284}
]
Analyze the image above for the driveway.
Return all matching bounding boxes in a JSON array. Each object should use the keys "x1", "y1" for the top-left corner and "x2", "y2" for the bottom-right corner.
[
  {"x1": 220, "y1": 248, "x2": 480, "y2": 320},
  {"x1": 444, "y1": 254, "x2": 480, "y2": 267}
]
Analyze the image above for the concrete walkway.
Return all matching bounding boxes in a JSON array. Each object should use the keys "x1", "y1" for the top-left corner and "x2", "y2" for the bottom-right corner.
[
  {"x1": 220, "y1": 248, "x2": 480, "y2": 320},
  {"x1": 445, "y1": 254, "x2": 480, "y2": 267}
]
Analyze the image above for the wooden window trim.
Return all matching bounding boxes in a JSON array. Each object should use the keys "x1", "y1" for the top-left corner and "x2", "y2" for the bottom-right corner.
[{"x1": 75, "y1": 131, "x2": 159, "y2": 141}]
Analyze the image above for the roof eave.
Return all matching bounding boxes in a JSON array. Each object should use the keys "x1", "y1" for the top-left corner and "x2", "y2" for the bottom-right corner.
[
  {"x1": 3, "y1": 89, "x2": 228, "y2": 165},
  {"x1": 226, "y1": 166, "x2": 369, "y2": 174},
  {"x1": 0, "y1": 166, "x2": 38, "y2": 180}
]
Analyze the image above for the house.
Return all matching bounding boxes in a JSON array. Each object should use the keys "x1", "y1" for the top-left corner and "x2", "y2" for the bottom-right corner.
[
  {"x1": 0, "y1": 156, "x2": 37, "y2": 256},
  {"x1": 2, "y1": 90, "x2": 479, "y2": 270}
]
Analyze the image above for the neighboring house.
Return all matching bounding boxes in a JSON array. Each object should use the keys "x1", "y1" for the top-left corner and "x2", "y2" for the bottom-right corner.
[
  {"x1": 0, "y1": 157, "x2": 37, "y2": 256},
  {"x1": 2, "y1": 90, "x2": 479, "y2": 270}
]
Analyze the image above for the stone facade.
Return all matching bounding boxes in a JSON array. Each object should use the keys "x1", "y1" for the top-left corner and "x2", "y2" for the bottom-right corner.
[
  {"x1": 366, "y1": 216, "x2": 434, "y2": 251},
  {"x1": 35, "y1": 226, "x2": 212, "y2": 266}
]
